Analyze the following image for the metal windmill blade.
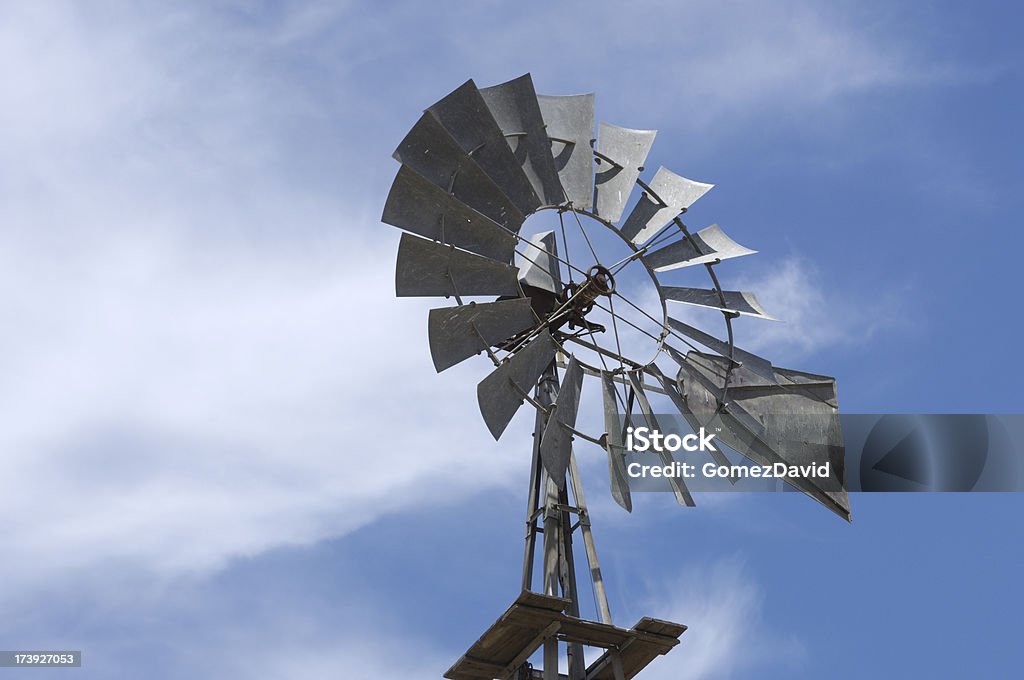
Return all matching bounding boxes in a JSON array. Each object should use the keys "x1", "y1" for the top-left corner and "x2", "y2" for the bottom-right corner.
[
  {"x1": 479, "y1": 74, "x2": 565, "y2": 207},
  {"x1": 382, "y1": 73, "x2": 851, "y2": 680},
  {"x1": 619, "y1": 167, "x2": 713, "y2": 244},
  {"x1": 427, "y1": 79, "x2": 541, "y2": 216},
  {"x1": 671, "y1": 351, "x2": 850, "y2": 520},
  {"x1": 383, "y1": 72, "x2": 850, "y2": 521},
  {"x1": 593, "y1": 122, "x2": 656, "y2": 223},
  {"x1": 537, "y1": 93, "x2": 595, "y2": 209}
]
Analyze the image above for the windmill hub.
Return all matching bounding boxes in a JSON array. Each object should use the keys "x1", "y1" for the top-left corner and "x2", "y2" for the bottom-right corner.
[{"x1": 559, "y1": 264, "x2": 615, "y2": 333}]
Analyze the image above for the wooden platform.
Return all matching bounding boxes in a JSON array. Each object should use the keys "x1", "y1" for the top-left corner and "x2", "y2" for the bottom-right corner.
[{"x1": 445, "y1": 591, "x2": 686, "y2": 680}]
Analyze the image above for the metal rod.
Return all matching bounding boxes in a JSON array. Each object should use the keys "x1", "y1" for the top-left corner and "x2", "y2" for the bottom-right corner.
[
  {"x1": 559, "y1": 335, "x2": 644, "y2": 370},
  {"x1": 567, "y1": 452, "x2": 613, "y2": 625},
  {"x1": 557, "y1": 482, "x2": 586, "y2": 680},
  {"x1": 542, "y1": 475, "x2": 561, "y2": 597},
  {"x1": 522, "y1": 363, "x2": 558, "y2": 592}
]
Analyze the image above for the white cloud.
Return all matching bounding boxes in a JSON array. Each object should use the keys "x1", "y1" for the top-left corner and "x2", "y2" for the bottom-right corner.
[
  {"x1": 0, "y1": 2, "x2": 526, "y2": 597},
  {"x1": 728, "y1": 257, "x2": 905, "y2": 365},
  {"x1": 0, "y1": 216, "x2": 530, "y2": 589},
  {"x1": 221, "y1": 624, "x2": 453, "y2": 680},
  {"x1": 635, "y1": 557, "x2": 806, "y2": 680},
  {"x1": 446, "y1": 1, "x2": 983, "y2": 134}
]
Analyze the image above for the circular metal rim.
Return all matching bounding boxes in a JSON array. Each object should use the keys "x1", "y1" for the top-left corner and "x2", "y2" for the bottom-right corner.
[{"x1": 522, "y1": 204, "x2": 671, "y2": 376}]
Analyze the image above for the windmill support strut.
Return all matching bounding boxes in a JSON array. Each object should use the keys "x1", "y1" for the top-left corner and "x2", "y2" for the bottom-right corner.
[{"x1": 521, "y1": 361, "x2": 614, "y2": 679}]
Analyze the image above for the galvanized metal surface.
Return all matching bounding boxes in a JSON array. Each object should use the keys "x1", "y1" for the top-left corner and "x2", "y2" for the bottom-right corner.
[
  {"x1": 477, "y1": 331, "x2": 559, "y2": 440},
  {"x1": 644, "y1": 224, "x2": 756, "y2": 271},
  {"x1": 382, "y1": 166, "x2": 517, "y2": 263},
  {"x1": 666, "y1": 316, "x2": 776, "y2": 383},
  {"x1": 626, "y1": 371, "x2": 695, "y2": 507},
  {"x1": 539, "y1": 357, "x2": 584, "y2": 487},
  {"x1": 428, "y1": 299, "x2": 536, "y2": 372},
  {"x1": 645, "y1": 363, "x2": 736, "y2": 473},
  {"x1": 619, "y1": 167, "x2": 713, "y2": 244},
  {"x1": 593, "y1": 123, "x2": 656, "y2": 223},
  {"x1": 522, "y1": 363, "x2": 559, "y2": 595},
  {"x1": 565, "y1": 452, "x2": 613, "y2": 625},
  {"x1": 427, "y1": 79, "x2": 542, "y2": 215},
  {"x1": 667, "y1": 346, "x2": 768, "y2": 439},
  {"x1": 600, "y1": 371, "x2": 632, "y2": 512},
  {"x1": 688, "y1": 354, "x2": 844, "y2": 469},
  {"x1": 518, "y1": 230, "x2": 562, "y2": 295},
  {"x1": 537, "y1": 93, "x2": 595, "y2": 210},
  {"x1": 676, "y1": 352, "x2": 850, "y2": 520},
  {"x1": 395, "y1": 233, "x2": 520, "y2": 298},
  {"x1": 662, "y1": 286, "x2": 775, "y2": 319},
  {"x1": 393, "y1": 112, "x2": 525, "y2": 232},
  {"x1": 480, "y1": 74, "x2": 566, "y2": 207}
]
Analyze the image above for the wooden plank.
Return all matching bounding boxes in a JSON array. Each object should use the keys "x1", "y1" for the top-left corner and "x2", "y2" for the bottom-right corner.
[
  {"x1": 447, "y1": 655, "x2": 503, "y2": 680},
  {"x1": 501, "y1": 621, "x2": 560, "y2": 679},
  {"x1": 586, "y1": 640, "x2": 677, "y2": 680},
  {"x1": 447, "y1": 594, "x2": 568, "y2": 679},
  {"x1": 447, "y1": 592, "x2": 685, "y2": 680},
  {"x1": 585, "y1": 618, "x2": 685, "y2": 680},
  {"x1": 516, "y1": 590, "x2": 569, "y2": 612},
  {"x1": 557, "y1": 619, "x2": 634, "y2": 647},
  {"x1": 634, "y1": 617, "x2": 687, "y2": 638}
]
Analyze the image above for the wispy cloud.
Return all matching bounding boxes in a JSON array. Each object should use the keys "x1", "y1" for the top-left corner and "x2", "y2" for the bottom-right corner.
[
  {"x1": 444, "y1": 0, "x2": 988, "y2": 134},
  {"x1": 635, "y1": 557, "x2": 806, "y2": 680},
  {"x1": 0, "y1": 220, "x2": 529, "y2": 592},
  {"x1": 0, "y1": 2, "x2": 525, "y2": 598},
  {"x1": 729, "y1": 256, "x2": 908, "y2": 366}
]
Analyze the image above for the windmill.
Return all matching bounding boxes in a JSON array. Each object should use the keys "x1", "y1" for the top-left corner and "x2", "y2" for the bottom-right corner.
[{"x1": 382, "y1": 74, "x2": 850, "y2": 680}]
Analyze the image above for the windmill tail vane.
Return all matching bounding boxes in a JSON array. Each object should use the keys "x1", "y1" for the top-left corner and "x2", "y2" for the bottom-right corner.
[{"x1": 381, "y1": 73, "x2": 850, "y2": 680}]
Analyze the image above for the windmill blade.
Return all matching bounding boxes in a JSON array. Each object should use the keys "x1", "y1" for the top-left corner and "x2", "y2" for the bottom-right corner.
[
  {"x1": 620, "y1": 167, "x2": 713, "y2": 245},
  {"x1": 426, "y1": 79, "x2": 541, "y2": 216},
  {"x1": 479, "y1": 74, "x2": 565, "y2": 207},
  {"x1": 382, "y1": 166, "x2": 517, "y2": 263},
  {"x1": 593, "y1": 123, "x2": 656, "y2": 223},
  {"x1": 537, "y1": 93, "x2": 595, "y2": 210},
  {"x1": 517, "y1": 230, "x2": 562, "y2": 295},
  {"x1": 664, "y1": 345, "x2": 768, "y2": 440},
  {"x1": 773, "y1": 368, "x2": 843, "y2": 407},
  {"x1": 644, "y1": 224, "x2": 756, "y2": 271},
  {"x1": 645, "y1": 364, "x2": 736, "y2": 474},
  {"x1": 626, "y1": 372, "x2": 695, "y2": 507},
  {"x1": 539, "y1": 357, "x2": 585, "y2": 488},
  {"x1": 666, "y1": 316, "x2": 776, "y2": 383},
  {"x1": 477, "y1": 330, "x2": 558, "y2": 440},
  {"x1": 393, "y1": 112, "x2": 525, "y2": 232},
  {"x1": 600, "y1": 371, "x2": 632, "y2": 512},
  {"x1": 428, "y1": 299, "x2": 537, "y2": 373},
  {"x1": 395, "y1": 233, "x2": 521, "y2": 298},
  {"x1": 677, "y1": 352, "x2": 851, "y2": 521},
  {"x1": 692, "y1": 353, "x2": 837, "y2": 401},
  {"x1": 662, "y1": 286, "x2": 775, "y2": 320}
]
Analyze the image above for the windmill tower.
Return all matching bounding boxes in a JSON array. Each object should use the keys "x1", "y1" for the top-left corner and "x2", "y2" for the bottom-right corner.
[{"x1": 382, "y1": 74, "x2": 850, "y2": 680}]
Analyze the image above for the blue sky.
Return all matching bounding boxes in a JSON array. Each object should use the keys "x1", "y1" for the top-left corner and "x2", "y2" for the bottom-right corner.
[{"x1": 0, "y1": 1, "x2": 1021, "y2": 678}]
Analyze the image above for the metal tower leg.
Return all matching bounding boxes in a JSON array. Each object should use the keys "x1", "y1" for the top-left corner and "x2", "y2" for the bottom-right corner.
[
  {"x1": 556, "y1": 482, "x2": 585, "y2": 680},
  {"x1": 523, "y1": 363, "x2": 559, "y2": 592},
  {"x1": 520, "y1": 360, "x2": 616, "y2": 679},
  {"x1": 568, "y1": 452, "x2": 613, "y2": 625}
]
